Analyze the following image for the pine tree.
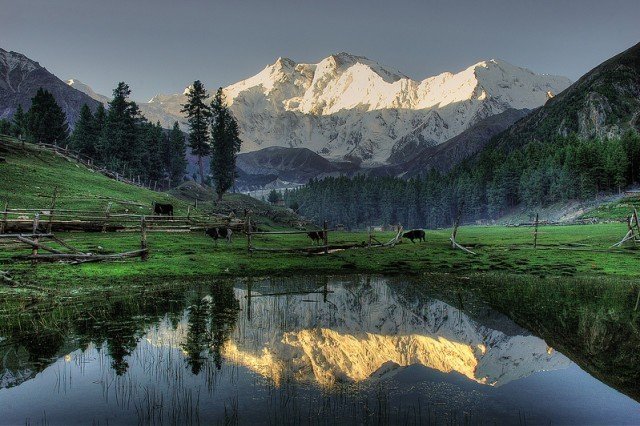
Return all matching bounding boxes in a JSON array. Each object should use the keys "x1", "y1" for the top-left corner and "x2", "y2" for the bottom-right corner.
[
  {"x1": 11, "y1": 104, "x2": 27, "y2": 139},
  {"x1": 267, "y1": 189, "x2": 280, "y2": 204},
  {"x1": 100, "y1": 82, "x2": 140, "y2": 174},
  {"x1": 141, "y1": 121, "x2": 165, "y2": 185},
  {"x1": 70, "y1": 104, "x2": 97, "y2": 157},
  {"x1": 25, "y1": 88, "x2": 69, "y2": 144},
  {"x1": 210, "y1": 88, "x2": 242, "y2": 201},
  {"x1": 0, "y1": 119, "x2": 10, "y2": 135},
  {"x1": 92, "y1": 103, "x2": 107, "y2": 160},
  {"x1": 166, "y1": 122, "x2": 187, "y2": 187},
  {"x1": 181, "y1": 80, "x2": 211, "y2": 184}
]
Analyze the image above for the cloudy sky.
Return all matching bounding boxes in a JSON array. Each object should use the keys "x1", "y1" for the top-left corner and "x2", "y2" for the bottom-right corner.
[{"x1": 1, "y1": 0, "x2": 639, "y2": 101}]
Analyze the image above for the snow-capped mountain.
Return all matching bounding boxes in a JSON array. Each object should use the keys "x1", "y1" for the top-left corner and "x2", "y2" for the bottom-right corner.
[
  {"x1": 0, "y1": 48, "x2": 100, "y2": 126},
  {"x1": 67, "y1": 78, "x2": 110, "y2": 104},
  {"x1": 143, "y1": 53, "x2": 571, "y2": 164}
]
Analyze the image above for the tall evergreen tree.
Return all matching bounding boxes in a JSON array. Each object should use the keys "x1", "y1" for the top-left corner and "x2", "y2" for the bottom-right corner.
[
  {"x1": 11, "y1": 104, "x2": 27, "y2": 139},
  {"x1": 70, "y1": 104, "x2": 98, "y2": 157},
  {"x1": 140, "y1": 121, "x2": 165, "y2": 185},
  {"x1": 165, "y1": 121, "x2": 187, "y2": 187},
  {"x1": 0, "y1": 119, "x2": 10, "y2": 135},
  {"x1": 210, "y1": 88, "x2": 242, "y2": 201},
  {"x1": 181, "y1": 80, "x2": 211, "y2": 184},
  {"x1": 25, "y1": 88, "x2": 69, "y2": 144},
  {"x1": 92, "y1": 103, "x2": 107, "y2": 160},
  {"x1": 100, "y1": 82, "x2": 140, "y2": 174}
]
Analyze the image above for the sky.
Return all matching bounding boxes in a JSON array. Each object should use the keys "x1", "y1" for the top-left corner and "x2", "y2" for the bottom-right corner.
[{"x1": 1, "y1": 0, "x2": 639, "y2": 102}]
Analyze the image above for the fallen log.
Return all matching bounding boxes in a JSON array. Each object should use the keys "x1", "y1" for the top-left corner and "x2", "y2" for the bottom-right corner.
[
  {"x1": 5, "y1": 221, "x2": 126, "y2": 233},
  {"x1": 14, "y1": 249, "x2": 148, "y2": 263},
  {"x1": 15, "y1": 235, "x2": 64, "y2": 254},
  {"x1": 0, "y1": 270, "x2": 18, "y2": 286},
  {"x1": 450, "y1": 237, "x2": 477, "y2": 255}
]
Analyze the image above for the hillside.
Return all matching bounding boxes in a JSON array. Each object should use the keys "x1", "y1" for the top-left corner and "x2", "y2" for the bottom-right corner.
[
  {"x1": 491, "y1": 42, "x2": 640, "y2": 151},
  {"x1": 0, "y1": 48, "x2": 100, "y2": 127},
  {"x1": 0, "y1": 136, "x2": 299, "y2": 225},
  {"x1": 235, "y1": 146, "x2": 359, "y2": 188}
]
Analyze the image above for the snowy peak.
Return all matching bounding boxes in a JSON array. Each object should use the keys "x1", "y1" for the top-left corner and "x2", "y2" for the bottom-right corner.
[
  {"x1": 469, "y1": 59, "x2": 571, "y2": 110},
  {"x1": 66, "y1": 78, "x2": 110, "y2": 104},
  {"x1": 224, "y1": 53, "x2": 570, "y2": 116},
  {"x1": 142, "y1": 52, "x2": 571, "y2": 164}
]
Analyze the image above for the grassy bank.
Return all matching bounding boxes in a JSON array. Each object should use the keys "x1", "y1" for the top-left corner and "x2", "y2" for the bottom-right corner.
[
  {"x1": 0, "y1": 135, "x2": 299, "y2": 224},
  {"x1": 1, "y1": 222, "x2": 639, "y2": 292}
]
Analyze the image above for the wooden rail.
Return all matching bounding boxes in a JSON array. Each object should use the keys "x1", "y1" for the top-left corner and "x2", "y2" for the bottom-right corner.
[{"x1": 0, "y1": 207, "x2": 242, "y2": 233}]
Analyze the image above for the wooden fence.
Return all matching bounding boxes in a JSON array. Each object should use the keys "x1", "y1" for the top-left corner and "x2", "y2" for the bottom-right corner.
[
  {"x1": 0, "y1": 213, "x2": 149, "y2": 268},
  {"x1": 0, "y1": 206, "x2": 243, "y2": 234},
  {"x1": 34, "y1": 142, "x2": 167, "y2": 190}
]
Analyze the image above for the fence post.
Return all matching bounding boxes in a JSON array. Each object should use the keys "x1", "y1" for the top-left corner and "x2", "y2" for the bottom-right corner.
[
  {"x1": 140, "y1": 216, "x2": 148, "y2": 261},
  {"x1": 187, "y1": 205, "x2": 191, "y2": 221},
  {"x1": 533, "y1": 212, "x2": 539, "y2": 249},
  {"x1": 323, "y1": 220, "x2": 328, "y2": 255},
  {"x1": 246, "y1": 214, "x2": 252, "y2": 253},
  {"x1": 368, "y1": 226, "x2": 372, "y2": 248},
  {"x1": 47, "y1": 187, "x2": 58, "y2": 234},
  {"x1": 102, "y1": 202, "x2": 112, "y2": 233},
  {"x1": 31, "y1": 213, "x2": 40, "y2": 264},
  {"x1": 0, "y1": 200, "x2": 7, "y2": 234}
]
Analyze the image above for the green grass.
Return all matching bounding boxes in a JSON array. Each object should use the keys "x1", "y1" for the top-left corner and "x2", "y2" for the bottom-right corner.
[
  {"x1": 2, "y1": 134, "x2": 640, "y2": 297},
  {"x1": 0, "y1": 135, "x2": 298, "y2": 224},
  {"x1": 580, "y1": 194, "x2": 640, "y2": 220},
  {"x1": 1, "y1": 222, "x2": 639, "y2": 292}
]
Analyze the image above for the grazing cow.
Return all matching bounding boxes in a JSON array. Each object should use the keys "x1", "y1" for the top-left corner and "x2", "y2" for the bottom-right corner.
[
  {"x1": 307, "y1": 231, "x2": 326, "y2": 245},
  {"x1": 205, "y1": 227, "x2": 233, "y2": 243},
  {"x1": 403, "y1": 229, "x2": 426, "y2": 243},
  {"x1": 153, "y1": 202, "x2": 173, "y2": 216}
]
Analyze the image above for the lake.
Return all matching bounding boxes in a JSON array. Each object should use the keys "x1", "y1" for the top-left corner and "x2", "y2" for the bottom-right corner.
[{"x1": 1, "y1": 275, "x2": 639, "y2": 424}]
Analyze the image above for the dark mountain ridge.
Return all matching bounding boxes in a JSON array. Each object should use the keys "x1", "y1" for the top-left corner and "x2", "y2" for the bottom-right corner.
[
  {"x1": 489, "y1": 41, "x2": 640, "y2": 152},
  {"x1": 0, "y1": 48, "x2": 100, "y2": 127}
]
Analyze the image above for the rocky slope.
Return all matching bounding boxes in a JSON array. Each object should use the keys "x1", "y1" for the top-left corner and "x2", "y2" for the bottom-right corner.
[
  {"x1": 0, "y1": 48, "x2": 100, "y2": 126},
  {"x1": 235, "y1": 146, "x2": 358, "y2": 187},
  {"x1": 490, "y1": 41, "x2": 640, "y2": 151},
  {"x1": 66, "y1": 78, "x2": 110, "y2": 104},
  {"x1": 370, "y1": 108, "x2": 531, "y2": 177}
]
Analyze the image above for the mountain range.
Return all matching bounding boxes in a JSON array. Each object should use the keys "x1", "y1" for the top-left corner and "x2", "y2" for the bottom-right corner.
[
  {"x1": 9, "y1": 45, "x2": 639, "y2": 190},
  {"x1": 101, "y1": 53, "x2": 570, "y2": 166},
  {"x1": 62, "y1": 52, "x2": 570, "y2": 186}
]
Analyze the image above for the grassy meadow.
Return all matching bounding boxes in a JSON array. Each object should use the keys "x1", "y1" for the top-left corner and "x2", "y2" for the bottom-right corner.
[{"x1": 2, "y1": 134, "x2": 640, "y2": 309}]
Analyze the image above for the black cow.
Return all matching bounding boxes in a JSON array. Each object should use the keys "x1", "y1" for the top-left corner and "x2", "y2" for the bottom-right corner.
[
  {"x1": 206, "y1": 227, "x2": 233, "y2": 243},
  {"x1": 307, "y1": 231, "x2": 326, "y2": 245},
  {"x1": 153, "y1": 202, "x2": 174, "y2": 216},
  {"x1": 403, "y1": 229, "x2": 426, "y2": 243}
]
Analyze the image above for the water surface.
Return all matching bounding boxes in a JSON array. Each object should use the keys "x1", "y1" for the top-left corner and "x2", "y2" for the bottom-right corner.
[{"x1": 1, "y1": 275, "x2": 639, "y2": 424}]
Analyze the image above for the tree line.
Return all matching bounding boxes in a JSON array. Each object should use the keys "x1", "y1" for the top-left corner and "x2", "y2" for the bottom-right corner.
[
  {"x1": 284, "y1": 131, "x2": 640, "y2": 229},
  {"x1": 1, "y1": 81, "x2": 243, "y2": 200},
  {"x1": 0, "y1": 84, "x2": 188, "y2": 189}
]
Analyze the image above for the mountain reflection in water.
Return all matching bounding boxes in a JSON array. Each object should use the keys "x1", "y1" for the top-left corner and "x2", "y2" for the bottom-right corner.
[{"x1": 1, "y1": 275, "x2": 638, "y2": 425}]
